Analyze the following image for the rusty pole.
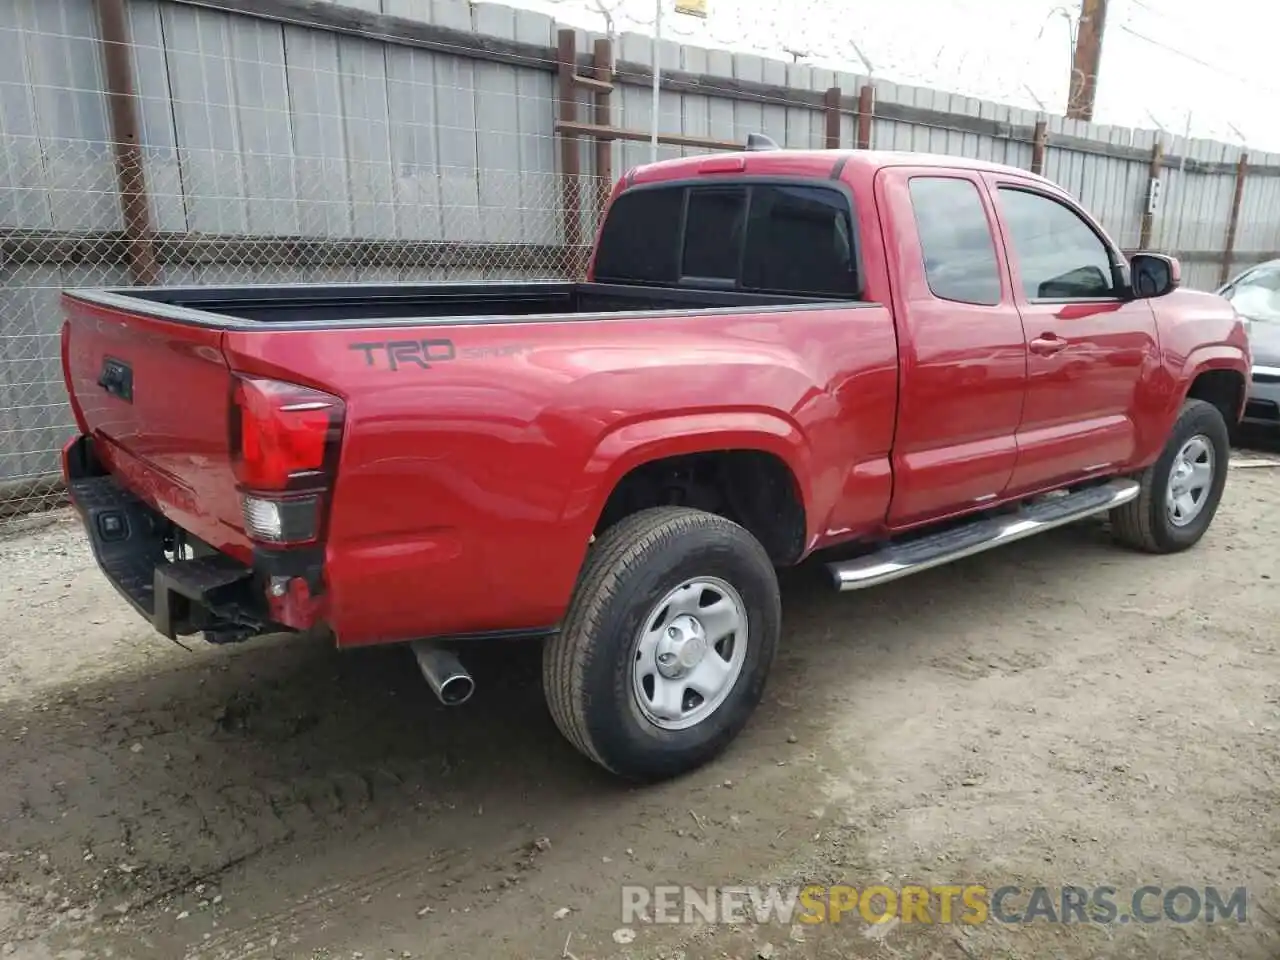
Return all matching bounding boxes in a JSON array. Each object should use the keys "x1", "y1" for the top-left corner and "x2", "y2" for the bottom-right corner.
[
  {"x1": 592, "y1": 37, "x2": 614, "y2": 187},
  {"x1": 1138, "y1": 139, "x2": 1164, "y2": 250},
  {"x1": 1030, "y1": 119, "x2": 1048, "y2": 175},
  {"x1": 855, "y1": 85, "x2": 874, "y2": 150},
  {"x1": 1219, "y1": 152, "x2": 1249, "y2": 287},
  {"x1": 1066, "y1": 0, "x2": 1107, "y2": 121},
  {"x1": 823, "y1": 87, "x2": 842, "y2": 149},
  {"x1": 94, "y1": 0, "x2": 159, "y2": 285},
  {"x1": 556, "y1": 29, "x2": 583, "y2": 271}
]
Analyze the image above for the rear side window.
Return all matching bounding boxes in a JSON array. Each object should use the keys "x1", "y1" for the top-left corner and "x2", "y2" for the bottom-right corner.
[
  {"x1": 684, "y1": 187, "x2": 748, "y2": 282},
  {"x1": 592, "y1": 187, "x2": 683, "y2": 285},
  {"x1": 908, "y1": 177, "x2": 1002, "y2": 306},
  {"x1": 742, "y1": 185, "x2": 856, "y2": 297},
  {"x1": 592, "y1": 181, "x2": 859, "y2": 298}
]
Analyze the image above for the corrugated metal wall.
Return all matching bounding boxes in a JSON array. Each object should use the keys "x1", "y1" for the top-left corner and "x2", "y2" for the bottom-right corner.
[{"x1": 1, "y1": 0, "x2": 1278, "y2": 509}]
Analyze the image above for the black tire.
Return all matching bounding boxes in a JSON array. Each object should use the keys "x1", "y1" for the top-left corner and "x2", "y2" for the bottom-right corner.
[
  {"x1": 542, "y1": 507, "x2": 781, "y2": 782},
  {"x1": 1111, "y1": 398, "x2": 1230, "y2": 553}
]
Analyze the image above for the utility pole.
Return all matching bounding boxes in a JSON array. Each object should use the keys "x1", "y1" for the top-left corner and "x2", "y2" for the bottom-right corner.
[{"x1": 1066, "y1": 0, "x2": 1107, "y2": 121}]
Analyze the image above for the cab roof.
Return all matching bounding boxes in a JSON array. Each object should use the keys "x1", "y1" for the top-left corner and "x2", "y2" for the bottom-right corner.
[{"x1": 626, "y1": 148, "x2": 1055, "y2": 189}]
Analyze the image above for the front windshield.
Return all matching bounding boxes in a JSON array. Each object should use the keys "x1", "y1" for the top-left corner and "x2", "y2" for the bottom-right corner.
[{"x1": 1226, "y1": 267, "x2": 1280, "y2": 323}]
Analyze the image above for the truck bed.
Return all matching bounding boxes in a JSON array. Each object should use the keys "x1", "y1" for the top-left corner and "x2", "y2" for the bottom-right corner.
[
  {"x1": 60, "y1": 276, "x2": 876, "y2": 594},
  {"x1": 72, "y1": 280, "x2": 835, "y2": 327}
]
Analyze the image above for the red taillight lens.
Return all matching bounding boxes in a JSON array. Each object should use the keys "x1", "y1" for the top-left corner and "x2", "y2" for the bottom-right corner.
[
  {"x1": 230, "y1": 376, "x2": 344, "y2": 546},
  {"x1": 230, "y1": 377, "x2": 344, "y2": 492}
]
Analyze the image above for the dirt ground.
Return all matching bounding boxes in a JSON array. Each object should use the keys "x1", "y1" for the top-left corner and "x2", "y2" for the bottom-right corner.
[{"x1": 1, "y1": 446, "x2": 1278, "y2": 960}]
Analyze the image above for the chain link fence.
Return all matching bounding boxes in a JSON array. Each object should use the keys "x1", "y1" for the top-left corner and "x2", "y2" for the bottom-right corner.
[
  {"x1": 0, "y1": 131, "x2": 613, "y2": 523},
  {"x1": 5, "y1": 0, "x2": 1277, "y2": 528}
]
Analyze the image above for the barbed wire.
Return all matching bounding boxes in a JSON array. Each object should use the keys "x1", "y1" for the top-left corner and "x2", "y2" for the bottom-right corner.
[
  {"x1": 7, "y1": 2, "x2": 1273, "y2": 149},
  {"x1": 523, "y1": 0, "x2": 1275, "y2": 150}
]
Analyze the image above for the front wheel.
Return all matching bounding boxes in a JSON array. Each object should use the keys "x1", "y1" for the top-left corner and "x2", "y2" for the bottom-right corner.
[
  {"x1": 542, "y1": 507, "x2": 781, "y2": 781},
  {"x1": 1110, "y1": 398, "x2": 1230, "y2": 553}
]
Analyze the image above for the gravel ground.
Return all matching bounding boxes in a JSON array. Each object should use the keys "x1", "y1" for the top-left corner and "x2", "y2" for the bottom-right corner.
[{"x1": 1, "y1": 446, "x2": 1278, "y2": 960}]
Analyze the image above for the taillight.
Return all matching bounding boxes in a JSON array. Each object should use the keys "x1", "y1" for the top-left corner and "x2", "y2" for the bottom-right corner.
[{"x1": 229, "y1": 376, "x2": 344, "y2": 545}]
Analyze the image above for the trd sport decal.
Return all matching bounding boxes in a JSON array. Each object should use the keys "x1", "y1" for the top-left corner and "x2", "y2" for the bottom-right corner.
[
  {"x1": 351, "y1": 339, "x2": 455, "y2": 371},
  {"x1": 350, "y1": 340, "x2": 530, "y2": 370}
]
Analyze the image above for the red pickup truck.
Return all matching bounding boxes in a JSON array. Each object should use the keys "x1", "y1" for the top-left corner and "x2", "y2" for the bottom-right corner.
[{"x1": 60, "y1": 146, "x2": 1249, "y2": 781}]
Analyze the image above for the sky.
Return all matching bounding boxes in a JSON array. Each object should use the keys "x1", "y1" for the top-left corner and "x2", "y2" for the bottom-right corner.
[{"x1": 511, "y1": 0, "x2": 1280, "y2": 152}]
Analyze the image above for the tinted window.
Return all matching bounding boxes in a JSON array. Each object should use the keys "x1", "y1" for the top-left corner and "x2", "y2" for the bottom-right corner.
[
  {"x1": 908, "y1": 177, "x2": 1002, "y2": 305},
  {"x1": 592, "y1": 182, "x2": 858, "y2": 297},
  {"x1": 998, "y1": 188, "x2": 1115, "y2": 300},
  {"x1": 683, "y1": 187, "x2": 747, "y2": 281},
  {"x1": 592, "y1": 187, "x2": 683, "y2": 284},
  {"x1": 741, "y1": 185, "x2": 856, "y2": 297}
]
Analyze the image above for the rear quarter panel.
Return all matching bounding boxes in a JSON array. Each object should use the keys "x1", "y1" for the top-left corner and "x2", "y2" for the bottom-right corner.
[{"x1": 222, "y1": 304, "x2": 898, "y2": 646}]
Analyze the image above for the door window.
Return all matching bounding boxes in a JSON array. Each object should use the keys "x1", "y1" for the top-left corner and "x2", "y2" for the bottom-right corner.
[
  {"x1": 908, "y1": 176, "x2": 1002, "y2": 305},
  {"x1": 998, "y1": 188, "x2": 1115, "y2": 300}
]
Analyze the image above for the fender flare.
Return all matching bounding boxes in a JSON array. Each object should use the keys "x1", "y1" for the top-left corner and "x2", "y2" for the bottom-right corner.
[
  {"x1": 1128, "y1": 345, "x2": 1249, "y2": 467},
  {"x1": 1176, "y1": 345, "x2": 1250, "y2": 418},
  {"x1": 558, "y1": 409, "x2": 815, "y2": 544}
]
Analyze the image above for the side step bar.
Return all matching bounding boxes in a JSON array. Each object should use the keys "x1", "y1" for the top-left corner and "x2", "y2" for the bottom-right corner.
[{"x1": 827, "y1": 478, "x2": 1140, "y2": 591}]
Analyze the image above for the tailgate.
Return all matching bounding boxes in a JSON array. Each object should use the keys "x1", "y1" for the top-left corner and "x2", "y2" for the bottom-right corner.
[{"x1": 62, "y1": 294, "x2": 250, "y2": 559}]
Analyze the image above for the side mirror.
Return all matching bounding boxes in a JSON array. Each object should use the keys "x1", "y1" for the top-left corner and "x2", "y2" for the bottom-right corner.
[{"x1": 1130, "y1": 253, "x2": 1181, "y2": 298}]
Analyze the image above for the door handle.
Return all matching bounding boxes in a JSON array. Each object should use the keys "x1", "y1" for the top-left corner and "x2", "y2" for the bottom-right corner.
[{"x1": 1029, "y1": 335, "x2": 1067, "y2": 356}]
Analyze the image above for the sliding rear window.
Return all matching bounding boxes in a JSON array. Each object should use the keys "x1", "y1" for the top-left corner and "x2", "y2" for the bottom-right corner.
[{"x1": 593, "y1": 181, "x2": 861, "y2": 298}]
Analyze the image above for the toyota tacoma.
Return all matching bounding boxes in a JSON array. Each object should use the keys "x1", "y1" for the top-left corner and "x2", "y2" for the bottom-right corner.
[{"x1": 59, "y1": 144, "x2": 1250, "y2": 781}]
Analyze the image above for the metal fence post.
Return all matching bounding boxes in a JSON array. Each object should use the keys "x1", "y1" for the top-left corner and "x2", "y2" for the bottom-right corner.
[
  {"x1": 1030, "y1": 119, "x2": 1048, "y2": 175},
  {"x1": 593, "y1": 38, "x2": 614, "y2": 187},
  {"x1": 1138, "y1": 139, "x2": 1164, "y2": 250},
  {"x1": 94, "y1": 0, "x2": 160, "y2": 285},
  {"x1": 856, "y1": 85, "x2": 874, "y2": 150},
  {"x1": 824, "y1": 87, "x2": 842, "y2": 149},
  {"x1": 556, "y1": 29, "x2": 583, "y2": 270},
  {"x1": 1219, "y1": 152, "x2": 1249, "y2": 287}
]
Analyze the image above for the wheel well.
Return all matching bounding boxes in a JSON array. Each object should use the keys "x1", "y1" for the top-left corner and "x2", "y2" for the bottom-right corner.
[
  {"x1": 1186, "y1": 369, "x2": 1245, "y2": 426},
  {"x1": 595, "y1": 451, "x2": 807, "y2": 565}
]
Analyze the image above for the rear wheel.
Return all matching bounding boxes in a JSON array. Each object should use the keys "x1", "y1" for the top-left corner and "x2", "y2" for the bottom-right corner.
[
  {"x1": 1111, "y1": 398, "x2": 1230, "y2": 553},
  {"x1": 542, "y1": 507, "x2": 781, "y2": 781}
]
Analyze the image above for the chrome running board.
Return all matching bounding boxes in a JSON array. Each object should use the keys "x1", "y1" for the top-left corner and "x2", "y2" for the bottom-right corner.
[{"x1": 827, "y1": 478, "x2": 1140, "y2": 592}]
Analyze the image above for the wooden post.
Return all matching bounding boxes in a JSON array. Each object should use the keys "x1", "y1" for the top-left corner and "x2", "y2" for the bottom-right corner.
[
  {"x1": 855, "y1": 85, "x2": 874, "y2": 150},
  {"x1": 556, "y1": 29, "x2": 583, "y2": 270},
  {"x1": 1138, "y1": 139, "x2": 1164, "y2": 250},
  {"x1": 823, "y1": 87, "x2": 842, "y2": 149},
  {"x1": 94, "y1": 0, "x2": 159, "y2": 285},
  {"x1": 592, "y1": 38, "x2": 613, "y2": 186},
  {"x1": 1066, "y1": 0, "x2": 1108, "y2": 121},
  {"x1": 1030, "y1": 119, "x2": 1048, "y2": 175},
  {"x1": 1219, "y1": 151, "x2": 1249, "y2": 287}
]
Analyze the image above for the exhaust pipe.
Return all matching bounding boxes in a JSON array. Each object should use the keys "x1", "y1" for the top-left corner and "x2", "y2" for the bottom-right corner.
[{"x1": 411, "y1": 640, "x2": 475, "y2": 706}]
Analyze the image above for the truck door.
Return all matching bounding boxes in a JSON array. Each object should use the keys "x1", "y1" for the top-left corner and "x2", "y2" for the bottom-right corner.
[
  {"x1": 987, "y1": 178, "x2": 1159, "y2": 493},
  {"x1": 875, "y1": 168, "x2": 1028, "y2": 528}
]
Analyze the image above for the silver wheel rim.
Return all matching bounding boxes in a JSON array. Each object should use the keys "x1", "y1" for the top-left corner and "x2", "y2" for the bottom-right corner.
[
  {"x1": 631, "y1": 577, "x2": 749, "y2": 731},
  {"x1": 1166, "y1": 434, "x2": 1215, "y2": 527}
]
